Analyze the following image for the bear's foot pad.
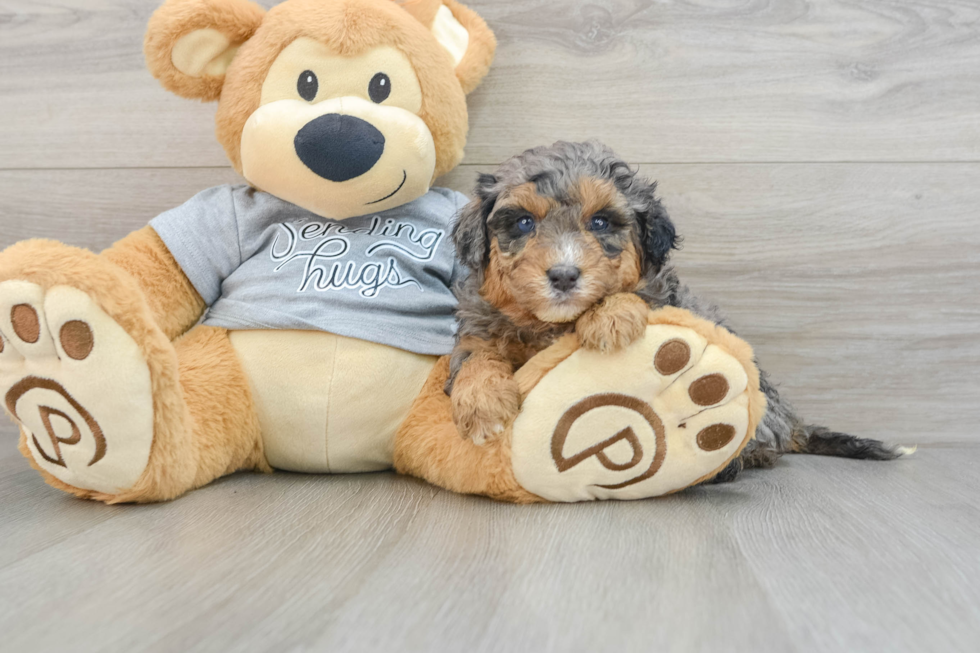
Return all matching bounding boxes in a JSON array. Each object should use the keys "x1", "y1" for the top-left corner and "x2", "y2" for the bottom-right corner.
[
  {"x1": 511, "y1": 321, "x2": 756, "y2": 501},
  {"x1": 0, "y1": 281, "x2": 154, "y2": 494}
]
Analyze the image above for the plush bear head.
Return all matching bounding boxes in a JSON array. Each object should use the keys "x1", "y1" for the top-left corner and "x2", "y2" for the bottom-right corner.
[{"x1": 145, "y1": 0, "x2": 495, "y2": 218}]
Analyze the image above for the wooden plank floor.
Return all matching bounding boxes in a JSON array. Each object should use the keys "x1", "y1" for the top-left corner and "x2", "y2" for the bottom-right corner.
[
  {"x1": 2, "y1": 424, "x2": 979, "y2": 653},
  {"x1": 1, "y1": 0, "x2": 979, "y2": 651}
]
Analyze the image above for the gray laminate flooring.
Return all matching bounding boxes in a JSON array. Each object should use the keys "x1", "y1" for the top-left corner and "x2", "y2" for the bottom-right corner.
[{"x1": 1, "y1": 425, "x2": 977, "y2": 653}]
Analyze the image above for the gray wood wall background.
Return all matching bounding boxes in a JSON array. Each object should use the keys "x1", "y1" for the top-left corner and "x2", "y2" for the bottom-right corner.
[{"x1": 1, "y1": 0, "x2": 978, "y2": 444}]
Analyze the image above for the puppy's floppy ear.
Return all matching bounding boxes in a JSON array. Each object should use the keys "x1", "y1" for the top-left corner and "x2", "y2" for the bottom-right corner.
[
  {"x1": 632, "y1": 179, "x2": 679, "y2": 270},
  {"x1": 397, "y1": 0, "x2": 497, "y2": 94},
  {"x1": 145, "y1": 0, "x2": 265, "y2": 102},
  {"x1": 453, "y1": 173, "x2": 499, "y2": 272}
]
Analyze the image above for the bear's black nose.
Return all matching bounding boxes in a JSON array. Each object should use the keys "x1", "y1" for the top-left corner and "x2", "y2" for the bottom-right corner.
[{"x1": 294, "y1": 114, "x2": 385, "y2": 182}]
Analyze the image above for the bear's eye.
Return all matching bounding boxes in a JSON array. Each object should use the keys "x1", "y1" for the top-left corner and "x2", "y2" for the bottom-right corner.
[
  {"x1": 297, "y1": 70, "x2": 318, "y2": 102},
  {"x1": 369, "y1": 72, "x2": 391, "y2": 103}
]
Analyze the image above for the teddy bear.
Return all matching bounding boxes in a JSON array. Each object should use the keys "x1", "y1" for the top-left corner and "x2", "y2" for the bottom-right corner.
[{"x1": 0, "y1": 0, "x2": 765, "y2": 504}]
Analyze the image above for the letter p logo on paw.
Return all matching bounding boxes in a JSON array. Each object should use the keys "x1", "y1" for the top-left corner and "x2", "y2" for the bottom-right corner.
[
  {"x1": 551, "y1": 393, "x2": 666, "y2": 489},
  {"x1": 6, "y1": 376, "x2": 106, "y2": 469}
]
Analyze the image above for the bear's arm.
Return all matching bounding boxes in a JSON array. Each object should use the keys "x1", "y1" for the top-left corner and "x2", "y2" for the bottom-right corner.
[
  {"x1": 99, "y1": 184, "x2": 249, "y2": 340},
  {"x1": 101, "y1": 226, "x2": 207, "y2": 341}
]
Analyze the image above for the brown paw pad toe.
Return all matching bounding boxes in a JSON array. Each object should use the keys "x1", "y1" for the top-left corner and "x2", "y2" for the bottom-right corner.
[
  {"x1": 696, "y1": 423, "x2": 737, "y2": 451},
  {"x1": 654, "y1": 338, "x2": 691, "y2": 375},
  {"x1": 11, "y1": 304, "x2": 40, "y2": 343},
  {"x1": 688, "y1": 373, "x2": 730, "y2": 406},
  {"x1": 59, "y1": 320, "x2": 94, "y2": 360}
]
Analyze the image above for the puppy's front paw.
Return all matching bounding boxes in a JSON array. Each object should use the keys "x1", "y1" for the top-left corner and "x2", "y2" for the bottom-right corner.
[
  {"x1": 451, "y1": 368, "x2": 521, "y2": 446},
  {"x1": 576, "y1": 293, "x2": 648, "y2": 353}
]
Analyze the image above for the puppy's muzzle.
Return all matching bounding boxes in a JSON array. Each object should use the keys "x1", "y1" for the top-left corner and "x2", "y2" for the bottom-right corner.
[
  {"x1": 294, "y1": 114, "x2": 385, "y2": 182},
  {"x1": 547, "y1": 266, "x2": 581, "y2": 293}
]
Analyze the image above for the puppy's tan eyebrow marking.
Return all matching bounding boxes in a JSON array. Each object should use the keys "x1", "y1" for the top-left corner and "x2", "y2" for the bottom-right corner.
[
  {"x1": 573, "y1": 176, "x2": 621, "y2": 218},
  {"x1": 499, "y1": 182, "x2": 556, "y2": 219}
]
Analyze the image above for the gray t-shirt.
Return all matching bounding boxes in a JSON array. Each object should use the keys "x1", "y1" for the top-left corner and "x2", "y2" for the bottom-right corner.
[{"x1": 150, "y1": 185, "x2": 467, "y2": 355}]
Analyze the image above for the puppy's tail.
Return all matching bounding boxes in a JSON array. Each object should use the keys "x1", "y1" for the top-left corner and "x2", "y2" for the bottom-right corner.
[{"x1": 790, "y1": 424, "x2": 916, "y2": 460}]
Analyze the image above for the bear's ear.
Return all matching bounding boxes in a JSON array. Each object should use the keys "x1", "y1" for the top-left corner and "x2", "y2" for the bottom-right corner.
[
  {"x1": 144, "y1": 0, "x2": 266, "y2": 102},
  {"x1": 398, "y1": 0, "x2": 497, "y2": 95}
]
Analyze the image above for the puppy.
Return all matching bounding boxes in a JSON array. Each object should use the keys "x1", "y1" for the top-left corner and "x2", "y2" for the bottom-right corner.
[{"x1": 446, "y1": 140, "x2": 906, "y2": 479}]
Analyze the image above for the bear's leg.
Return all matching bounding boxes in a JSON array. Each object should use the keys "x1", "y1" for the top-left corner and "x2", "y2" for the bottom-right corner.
[
  {"x1": 394, "y1": 357, "x2": 544, "y2": 504},
  {"x1": 396, "y1": 307, "x2": 767, "y2": 503},
  {"x1": 0, "y1": 241, "x2": 266, "y2": 503},
  {"x1": 168, "y1": 325, "x2": 270, "y2": 494}
]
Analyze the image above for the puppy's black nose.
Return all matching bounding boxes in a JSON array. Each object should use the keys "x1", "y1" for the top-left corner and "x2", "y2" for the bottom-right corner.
[
  {"x1": 294, "y1": 114, "x2": 385, "y2": 182},
  {"x1": 547, "y1": 266, "x2": 581, "y2": 292}
]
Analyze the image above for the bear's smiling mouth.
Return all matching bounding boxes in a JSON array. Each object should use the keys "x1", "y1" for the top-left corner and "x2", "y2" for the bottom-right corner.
[{"x1": 366, "y1": 170, "x2": 408, "y2": 205}]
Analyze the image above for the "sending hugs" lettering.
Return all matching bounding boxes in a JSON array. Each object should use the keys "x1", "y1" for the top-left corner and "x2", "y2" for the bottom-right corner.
[{"x1": 270, "y1": 216, "x2": 445, "y2": 298}]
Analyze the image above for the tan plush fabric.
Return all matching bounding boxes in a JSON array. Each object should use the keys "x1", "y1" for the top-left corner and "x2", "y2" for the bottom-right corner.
[
  {"x1": 443, "y1": 0, "x2": 495, "y2": 94},
  {"x1": 3, "y1": 1, "x2": 769, "y2": 505},
  {"x1": 173, "y1": 325, "x2": 270, "y2": 491},
  {"x1": 430, "y1": 5, "x2": 469, "y2": 66},
  {"x1": 0, "y1": 236, "x2": 764, "y2": 504},
  {"x1": 511, "y1": 324, "x2": 752, "y2": 501},
  {"x1": 397, "y1": 0, "x2": 442, "y2": 29},
  {"x1": 205, "y1": 0, "x2": 489, "y2": 176},
  {"x1": 2, "y1": 0, "x2": 499, "y2": 503},
  {"x1": 0, "y1": 240, "x2": 195, "y2": 502},
  {"x1": 394, "y1": 356, "x2": 543, "y2": 504},
  {"x1": 145, "y1": 0, "x2": 266, "y2": 101},
  {"x1": 240, "y1": 38, "x2": 437, "y2": 217},
  {"x1": 144, "y1": 0, "x2": 495, "y2": 177},
  {"x1": 509, "y1": 308, "x2": 767, "y2": 501},
  {"x1": 170, "y1": 27, "x2": 237, "y2": 77},
  {"x1": 230, "y1": 330, "x2": 436, "y2": 473},
  {"x1": 0, "y1": 240, "x2": 268, "y2": 503},
  {"x1": 1, "y1": 282, "x2": 155, "y2": 494},
  {"x1": 102, "y1": 226, "x2": 206, "y2": 341},
  {"x1": 394, "y1": 307, "x2": 765, "y2": 504},
  {"x1": 144, "y1": 0, "x2": 495, "y2": 218}
]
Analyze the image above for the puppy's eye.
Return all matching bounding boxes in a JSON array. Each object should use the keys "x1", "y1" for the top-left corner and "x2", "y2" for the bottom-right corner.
[
  {"x1": 589, "y1": 215, "x2": 610, "y2": 232},
  {"x1": 369, "y1": 73, "x2": 391, "y2": 103},
  {"x1": 297, "y1": 70, "x2": 318, "y2": 102},
  {"x1": 516, "y1": 216, "x2": 536, "y2": 234}
]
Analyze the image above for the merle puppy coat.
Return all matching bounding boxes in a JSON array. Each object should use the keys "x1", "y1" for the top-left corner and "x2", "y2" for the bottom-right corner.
[{"x1": 447, "y1": 140, "x2": 905, "y2": 479}]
